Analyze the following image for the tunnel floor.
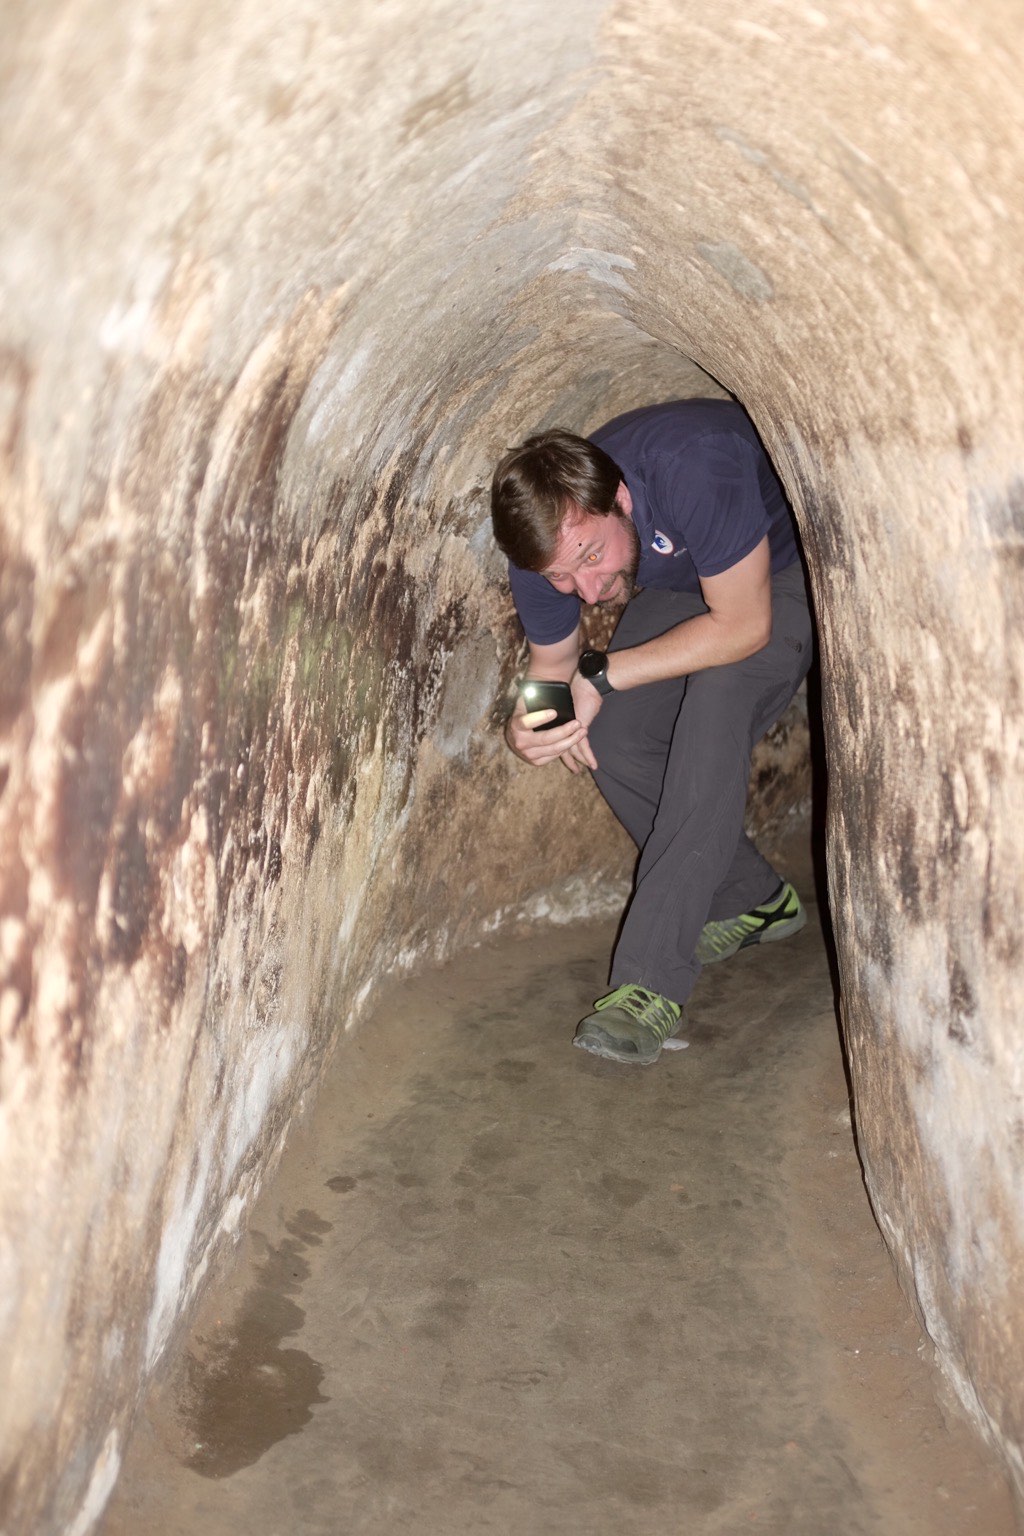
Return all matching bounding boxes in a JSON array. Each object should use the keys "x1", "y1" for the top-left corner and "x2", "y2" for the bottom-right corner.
[{"x1": 100, "y1": 833, "x2": 1016, "y2": 1536}]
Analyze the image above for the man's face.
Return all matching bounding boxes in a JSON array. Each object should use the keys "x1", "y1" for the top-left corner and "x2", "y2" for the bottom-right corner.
[{"x1": 540, "y1": 485, "x2": 640, "y2": 606}]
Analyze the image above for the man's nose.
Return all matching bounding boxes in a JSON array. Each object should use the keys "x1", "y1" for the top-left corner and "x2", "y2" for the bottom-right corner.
[{"x1": 575, "y1": 571, "x2": 604, "y2": 603}]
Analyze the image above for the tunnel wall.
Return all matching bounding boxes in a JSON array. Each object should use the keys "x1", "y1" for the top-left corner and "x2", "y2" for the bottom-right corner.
[{"x1": 0, "y1": 0, "x2": 1021, "y2": 1530}]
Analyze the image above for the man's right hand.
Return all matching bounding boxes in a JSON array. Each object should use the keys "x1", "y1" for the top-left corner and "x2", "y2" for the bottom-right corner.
[{"x1": 505, "y1": 693, "x2": 597, "y2": 774}]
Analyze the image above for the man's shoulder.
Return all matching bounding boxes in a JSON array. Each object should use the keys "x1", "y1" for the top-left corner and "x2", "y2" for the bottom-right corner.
[{"x1": 589, "y1": 398, "x2": 752, "y2": 457}]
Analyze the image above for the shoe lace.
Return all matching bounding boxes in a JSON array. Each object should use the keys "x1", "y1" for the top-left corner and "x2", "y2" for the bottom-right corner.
[{"x1": 595, "y1": 984, "x2": 680, "y2": 1041}]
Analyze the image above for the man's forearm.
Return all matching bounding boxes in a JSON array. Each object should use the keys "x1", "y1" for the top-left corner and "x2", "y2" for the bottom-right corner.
[
  {"x1": 526, "y1": 632, "x2": 581, "y2": 684},
  {"x1": 605, "y1": 539, "x2": 773, "y2": 691},
  {"x1": 605, "y1": 608, "x2": 770, "y2": 691},
  {"x1": 528, "y1": 656, "x2": 578, "y2": 684}
]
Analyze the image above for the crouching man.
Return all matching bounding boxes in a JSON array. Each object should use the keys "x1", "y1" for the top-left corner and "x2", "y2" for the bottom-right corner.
[{"x1": 490, "y1": 398, "x2": 813, "y2": 1065}]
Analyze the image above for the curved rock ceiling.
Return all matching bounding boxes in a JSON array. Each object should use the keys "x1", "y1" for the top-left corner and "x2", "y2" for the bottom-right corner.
[{"x1": 1, "y1": 0, "x2": 1022, "y2": 1529}]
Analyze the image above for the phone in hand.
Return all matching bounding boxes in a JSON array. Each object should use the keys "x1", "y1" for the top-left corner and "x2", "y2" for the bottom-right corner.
[{"x1": 519, "y1": 679, "x2": 576, "y2": 731}]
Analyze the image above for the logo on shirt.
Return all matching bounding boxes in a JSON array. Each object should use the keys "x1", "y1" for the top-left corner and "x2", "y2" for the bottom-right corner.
[{"x1": 651, "y1": 529, "x2": 677, "y2": 555}]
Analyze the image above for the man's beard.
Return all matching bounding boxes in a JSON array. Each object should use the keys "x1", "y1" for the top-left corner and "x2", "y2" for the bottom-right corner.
[{"x1": 596, "y1": 513, "x2": 642, "y2": 606}]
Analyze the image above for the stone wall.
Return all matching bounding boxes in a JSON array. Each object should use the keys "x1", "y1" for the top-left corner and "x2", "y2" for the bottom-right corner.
[{"x1": 0, "y1": 1, "x2": 1021, "y2": 1530}]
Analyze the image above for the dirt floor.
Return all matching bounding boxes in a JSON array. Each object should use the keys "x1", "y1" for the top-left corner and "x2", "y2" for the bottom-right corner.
[{"x1": 100, "y1": 838, "x2": 1019, "y2": 1535}]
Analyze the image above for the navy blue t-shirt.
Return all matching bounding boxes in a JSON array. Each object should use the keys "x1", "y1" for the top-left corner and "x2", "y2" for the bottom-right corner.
[{"x1": 508, "y1": 399, "x2": 799, "y2": 645}]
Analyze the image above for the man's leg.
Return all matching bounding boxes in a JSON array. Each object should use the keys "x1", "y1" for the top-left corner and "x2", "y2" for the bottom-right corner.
[
  {"x1": 702, "y1": 563, "x2": 814, "y2": 923},
  {"x1": 584, "y1": 564, "x2": 812, "y2": 1034},
  {"x1": 587, "y1": 587, "x2": 706, "y2": 851}
]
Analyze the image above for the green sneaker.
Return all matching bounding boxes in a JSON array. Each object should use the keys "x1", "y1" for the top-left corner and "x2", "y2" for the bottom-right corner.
[
  {"x1": 573, "y1": 983, "x2": 683, "y2": 1066},
  {"x1": 696, "y1": 880, "x2": 807, "y2": 965}
]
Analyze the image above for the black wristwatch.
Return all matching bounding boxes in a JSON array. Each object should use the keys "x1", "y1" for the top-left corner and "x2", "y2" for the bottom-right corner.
[{"x1": 579, "y1": 649, "x2": 615, "y2": 696}]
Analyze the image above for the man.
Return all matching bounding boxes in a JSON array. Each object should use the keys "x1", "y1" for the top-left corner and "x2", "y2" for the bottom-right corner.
[{"x1": 491, "y1": 398, "x2": 813, "y2": 1066}]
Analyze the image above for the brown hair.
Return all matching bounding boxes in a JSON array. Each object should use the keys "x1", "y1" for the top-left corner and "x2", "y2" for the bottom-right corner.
[{"x1": 490, "y1": 429, "x2": 623, "y2": 571}]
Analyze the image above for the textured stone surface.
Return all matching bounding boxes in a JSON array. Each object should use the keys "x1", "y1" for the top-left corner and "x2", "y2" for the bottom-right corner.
[{"x1": 0, "y1": 0, "x2": 1021, "y2": 1531}]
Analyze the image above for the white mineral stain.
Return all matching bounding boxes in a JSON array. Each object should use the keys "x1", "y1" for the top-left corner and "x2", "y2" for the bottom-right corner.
[
  {"x1": 146, "y1": 1145, "x2": 213, "y2": 1368},
  {"x1": 546, "y1": 249, "x2": 635, "y2": 293},
  {"x1": 306, "y1": 340, "x2": 377, "y2": 445},
  {"x1": 218, "y1": 1193, "x2": 246, "y2": 1236},
  {"x1": 224, "y1": 1028, "x2": 300, "y2": 1174},
  {"x1": 66, "y1": 1429, "x2": 121, "y2": 1536}
]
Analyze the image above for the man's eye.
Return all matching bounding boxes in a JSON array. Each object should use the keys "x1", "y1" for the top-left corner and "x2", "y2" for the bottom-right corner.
[{"x1": 586, "y1": 551, "x2": 600, "y2": 563}]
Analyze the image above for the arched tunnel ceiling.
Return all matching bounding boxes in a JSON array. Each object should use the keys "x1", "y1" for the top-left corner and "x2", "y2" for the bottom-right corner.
[{"x1": 1, "y1": 1, "x2": 1023, "y2": 1531}]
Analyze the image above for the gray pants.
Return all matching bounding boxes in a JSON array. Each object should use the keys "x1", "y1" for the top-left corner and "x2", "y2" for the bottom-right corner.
[{"x1": 588, "y1": 562, "x2": 813, "y2": 1007}]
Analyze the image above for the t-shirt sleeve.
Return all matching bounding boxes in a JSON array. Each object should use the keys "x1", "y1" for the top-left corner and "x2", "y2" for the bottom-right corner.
[
  {"x1": 508, "y1": 563, "x2": 580, "y2": 645},
  {"x1": 648, "y1": 435, "x2": 770, "y2": 577}
]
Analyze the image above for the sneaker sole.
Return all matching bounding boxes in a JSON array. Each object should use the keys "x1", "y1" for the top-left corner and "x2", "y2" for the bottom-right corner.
[
  {"x1": 697, "y1": 905, "x2": 808, "y2": 966},
  {"x1": 572, "y1": 1022, "x2": 675, "y2": 1067}
]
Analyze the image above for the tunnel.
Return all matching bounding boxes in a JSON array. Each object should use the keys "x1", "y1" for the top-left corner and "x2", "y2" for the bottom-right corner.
[{"x1": 1, "y1": 0, "x2": 1023, "y2": 1530}]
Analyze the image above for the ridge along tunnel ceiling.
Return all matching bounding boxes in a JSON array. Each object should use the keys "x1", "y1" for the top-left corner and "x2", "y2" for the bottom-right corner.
[{"x1": 1, "y1": 0, "x2": 1024, "y2": 1531}]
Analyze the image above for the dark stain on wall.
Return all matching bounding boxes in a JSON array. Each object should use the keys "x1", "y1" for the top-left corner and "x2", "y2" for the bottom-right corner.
[
  {"x1": 947, "y1": 954, "x2": 977, "y2": 1048},
  {"x1": 104, "y1": 809, "x2": 155, "y2": 965},
  {"x1": 893, "y1": 800, "x2": 923, "y2": 921},
  {"x1": 784, "y1": 473, "x2": 855, "y2": 592},
  {"x1": 53, "y1": 679, "x2": 121, "y2": 910},
  {"x1": 996, "y1": 476, "x2": 1024, "y2": 540},
  {"x1": 0, "y1": 536, "x2": 33, "y2": 731},
  {"x1": 400, "y1": 68, "x2": 473, "y2": 142}
]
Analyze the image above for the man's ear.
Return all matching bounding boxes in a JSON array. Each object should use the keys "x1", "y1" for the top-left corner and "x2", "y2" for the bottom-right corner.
[{"x1": 615, "y1": 481, "x2": 634, "y2": 518}]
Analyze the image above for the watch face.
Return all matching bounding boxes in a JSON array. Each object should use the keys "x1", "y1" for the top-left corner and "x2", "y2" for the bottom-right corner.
[{"x1": 581, "y1": 650, "x2": 605, "y2": 678}]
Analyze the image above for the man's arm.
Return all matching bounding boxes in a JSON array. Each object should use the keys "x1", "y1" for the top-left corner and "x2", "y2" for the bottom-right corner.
[
  {"x1": 505, "y1": 626, "x2": 597, "y2": 773},
  {"x1": 600, "y1": 537, "x2": 773, "y2": 693},
  {"x1": 527, "y1": 630, "x2": 580, "y2": 684}
]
